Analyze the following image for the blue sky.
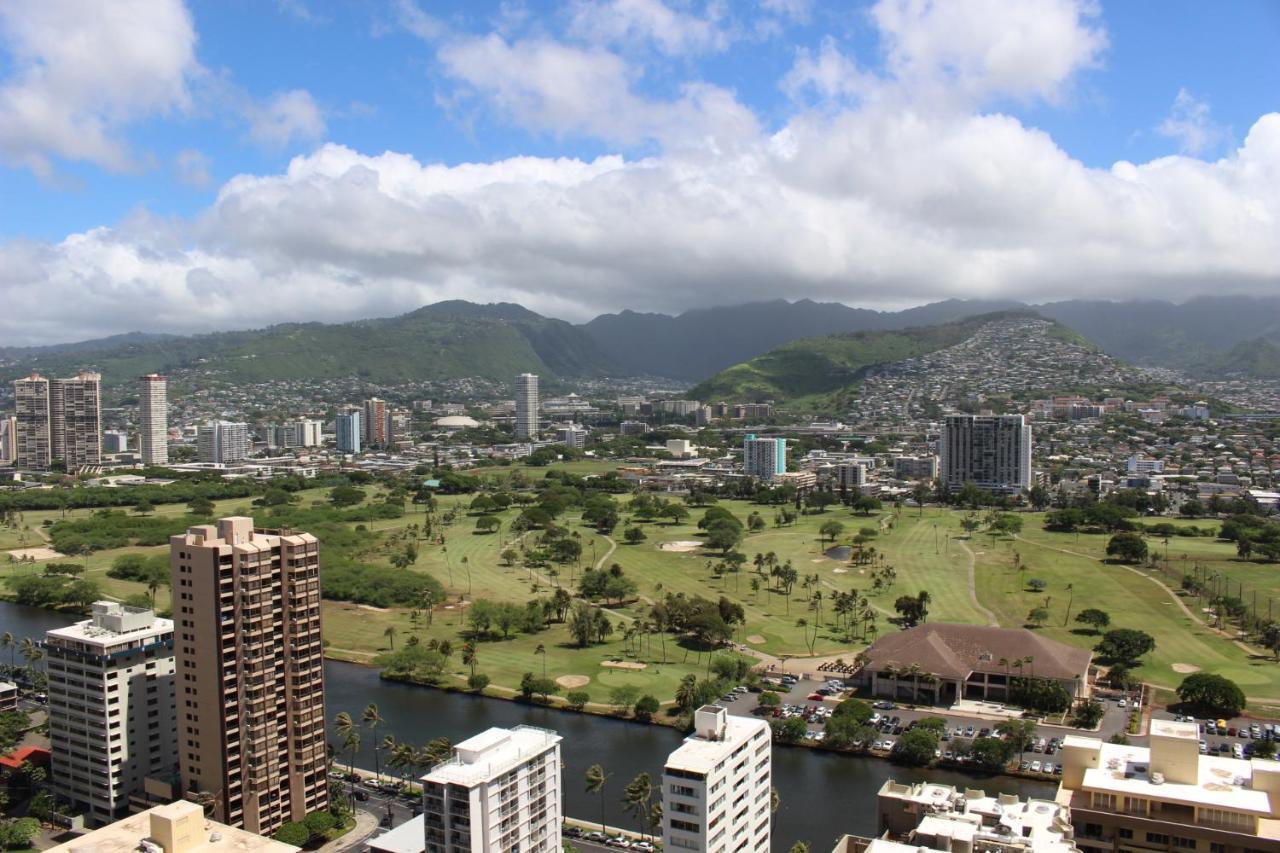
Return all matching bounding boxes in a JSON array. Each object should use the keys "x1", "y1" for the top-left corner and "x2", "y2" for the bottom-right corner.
[{"x1": 1, "y1": 0, "x2": 1278, "y2": 344}]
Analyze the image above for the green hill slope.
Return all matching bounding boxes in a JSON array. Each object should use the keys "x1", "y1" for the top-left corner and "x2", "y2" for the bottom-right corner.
[
  {"x1": 0, "y1": 302, "x2": 616, "y2": 388},
  {"x1": 687, "y1": 310, "x2": 1079, "y2": 404}
]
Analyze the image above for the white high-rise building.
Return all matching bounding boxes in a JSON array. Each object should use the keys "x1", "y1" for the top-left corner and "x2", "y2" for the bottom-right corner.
[
  {"x1": 420, "y1": 725, "x2": 562, "y2": 853},
  {"x1": 0, "y1": 415, "x2": 15, "y2": 464},
  {"x1": 45, "y1": 602, "x2": 177, "y2": 827},
  {"x1": 196, "y1": 421, "x2": 250, "y2": 464},
  {"x1": 555, "y1": 425, "x2": 587, "y2": 449},
  {"x1": 662, "y1": 706, "x2": 771, "y2": 853},
  {"x1": 283, "y1": 419, "x2": 323, "y2": 449},
  {"x1": 515, "y1": 373, "x2": 539, "y2": 439},
  {"x1": 939, "y1": 414, "x2": 1032, "y2": 495},
  {"x1": 139, "y1": 374, "x2": 168, "y2": 465}
]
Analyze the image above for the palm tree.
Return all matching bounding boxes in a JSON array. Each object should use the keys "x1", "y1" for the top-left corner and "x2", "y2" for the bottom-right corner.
[
  {"x1": 362, "y1": 704, "x2": 385, "y2": 781},
  {"x1": 622, "y1": 772, "x2": 654, "y2": 840},
  {"x1": 461, "y1": 642, "x2": 478, "y2": 679},
  {"x1": 534, "y1": 644, "x2": 547, "y2": 679},
  {"x1": 790, "y1": 843, "x2": 811, "y2": 853},
  {"x1": 675, "y1": 674, "x2": 698, "y2": 714},
  {"x1": 383, "y1": 626, "x2": 396, "y2": 650},
  {"x1": 1, "y1": 632, "x2": 13, "y2": 671},
  {"x1": 584, "y1": 764, "x2": 610, "y2": 833},
  {"x1": 422, "y1": 737, "x2": 452, "y2": 769}
]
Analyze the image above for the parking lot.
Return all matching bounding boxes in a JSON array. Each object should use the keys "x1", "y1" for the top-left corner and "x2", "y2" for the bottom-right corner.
[
  {"x1": 1150, "y1": 709, "x2": 1280, "y2": 760},
  {"x1": 709, "y1": 674, "x2": 1134, "y2": 777}
]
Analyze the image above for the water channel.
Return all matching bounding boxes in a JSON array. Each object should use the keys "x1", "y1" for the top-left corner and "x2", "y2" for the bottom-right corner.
[{"x1": 0, "y1": 601, "x2": 1056, "y2": 850}]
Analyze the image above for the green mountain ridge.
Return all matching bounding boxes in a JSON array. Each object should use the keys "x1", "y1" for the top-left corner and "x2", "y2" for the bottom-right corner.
[
  {"x1": 687, "y1": 310, "x2": 1094, "y2": 404},
  {"x1": 0, "y1": 303, "x2": 617, "y2": 388}
]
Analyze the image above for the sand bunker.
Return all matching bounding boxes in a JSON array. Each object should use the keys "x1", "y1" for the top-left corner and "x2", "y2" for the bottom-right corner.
[
  {"x1": 831, "y1": 568, "x2": 849, "y2": 574},
  {"x1": 602, "y1": 660, "x2": 648, "y2": 670},
  {"x1": 660, "y1": 541, "x2": 702, "y2": 552},
  {"x1": 6, "y1": 547, "x2": 63, "y2": 562},
  {"x1": 1172, "y1": 663, "x2": 1201, "y2": 674},
  {"x1": 746, "y1": 635, "x2": 766, "y2": 644},
  {"x1": 356, "y1": 604, "x2": 388, "y2": 612},
  {"x1": 557, "y1": 675, "x2": 591, "y2": 688}
]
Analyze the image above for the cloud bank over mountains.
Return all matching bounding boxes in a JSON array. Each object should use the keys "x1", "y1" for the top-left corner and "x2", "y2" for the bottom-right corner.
[{"x1": 1, "y1": 0, "x2": 1277, "y2": 345}]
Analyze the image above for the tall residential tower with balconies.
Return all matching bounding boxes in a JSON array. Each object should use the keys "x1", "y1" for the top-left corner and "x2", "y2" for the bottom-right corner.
[{"x1": 170, "y1": 517, "x2": 328, "y2": 835}]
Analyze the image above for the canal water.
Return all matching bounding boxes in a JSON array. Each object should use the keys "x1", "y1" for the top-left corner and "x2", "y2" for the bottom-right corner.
[{"x1": 1, "y1": 602, "x2": 1056, "y2": 850}]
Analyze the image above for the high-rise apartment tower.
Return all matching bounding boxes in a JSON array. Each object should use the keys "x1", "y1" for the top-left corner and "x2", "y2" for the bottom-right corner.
[
  {"x1": 45, "y1": 602, "x2": 177, "y2": 826},
  {"x1": 939, "y1": 414, "x2": 1033, "y2": 495},
  {"x1": 14, "y1": 374, "x2": 52, "y2": 470},
  {"x1": 515, "y1": 374, "x2": 539, "y2": 439},
  {"x1": 170, "y1": 517, "x2": 328, "y2": 835},
  {"x1": 139, "y1": 374, "x2": 168, "y2": 465},
  {"x1": 662, "y1": 706, "x2": 771, "y2": 853},
  {"x1": 49, "y1": 371, "x2": 102, "y2": 468}
]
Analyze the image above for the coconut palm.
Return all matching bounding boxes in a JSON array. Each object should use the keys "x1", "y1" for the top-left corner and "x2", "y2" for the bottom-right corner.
[
  {"x1": 534, "y1": 644, "x2": 547, "y2": 679},
  {"x1": 383, "y1": 626, "x2": 396, "y2": 650},
  {"x1": 362, "y1": 704, "x2": 385, "y2": 780},
  {"x1": 1, "y1": 632, "x2": 13, "y2": 671},
  {"x1": 461, "y1": 642, "x2": 478, "y2": 679},
  {"x1": 622, "y1": 772, "x2": 654, "y2": 840},
  {"x1": 584, "y1": 764, "x2": 610, "y2": 833}
]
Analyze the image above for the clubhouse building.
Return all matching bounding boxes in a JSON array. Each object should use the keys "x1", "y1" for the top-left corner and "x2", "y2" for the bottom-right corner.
[{"x1": 855, "y1": 623, "x2": 1093, "y2": 705}]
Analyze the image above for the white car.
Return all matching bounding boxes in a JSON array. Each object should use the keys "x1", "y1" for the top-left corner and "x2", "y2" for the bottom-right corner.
[
  {"x1": 1031, "y1": 760, "x2": 1042, "y2": 773},
  {"x1": 1118, "y1": 699, "x2": 1127, "y2": 708}
]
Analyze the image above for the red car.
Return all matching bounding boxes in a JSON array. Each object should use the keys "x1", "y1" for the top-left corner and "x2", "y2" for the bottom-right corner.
[{"x1": 807, "y1": 693, "x2": 825, "y2": 701}]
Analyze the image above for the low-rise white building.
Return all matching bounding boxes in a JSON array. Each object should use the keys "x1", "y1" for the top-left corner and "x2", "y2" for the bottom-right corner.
[
  {"x1": 420, "y1": 725, "x2": 562, "y2": 853},
  {"x1": 661, "y1": 706, "x2": 772, "y2": 853},
  {"x1": 45, "y1": 602, "x2": 176, "y2": 826}
]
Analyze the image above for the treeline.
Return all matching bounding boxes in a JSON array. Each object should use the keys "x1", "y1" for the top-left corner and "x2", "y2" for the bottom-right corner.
[
  {"x1": 49, "y1": 511, "x2": 198, "y2": 554},
  {"x1": 5, "y1": 566, "x2": 100, "y2": 610},
  {"x1": 321, "y1": 561, "x2": 443, "y2": 609}
]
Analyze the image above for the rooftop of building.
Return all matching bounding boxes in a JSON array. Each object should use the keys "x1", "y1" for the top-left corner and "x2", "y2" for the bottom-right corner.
[
  {"x1": 861, "y1": 623, "x2": 1092, "y2": 682},
  {"x1": 47, "y1": 801, "x2": 296, "y2": 853},
  {"x1": 46, "y1": 602, "x2": 171, "y2": 646},
  {"x1": 1064, "y1": 733, "x2": 1279, "y2": 818},
  {"x1": 421, "y1": 725, "x2": 561, "y2": 788},
  {"x1": 664, "y1": 706, "x2": 769, "y2": 775},
  {"x1": 880, "y1": 780, "x2": 1076, "y2": 853}
]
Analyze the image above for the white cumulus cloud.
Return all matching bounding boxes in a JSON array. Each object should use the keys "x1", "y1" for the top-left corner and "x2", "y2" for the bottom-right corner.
[{"x1": 0, "y1": 0, "x2": 201, "y2": 176}]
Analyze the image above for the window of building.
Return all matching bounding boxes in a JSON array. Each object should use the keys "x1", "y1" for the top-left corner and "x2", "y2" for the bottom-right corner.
[{"x1": 1146, "y1": 833, "x2": 1170, "y2": 845}]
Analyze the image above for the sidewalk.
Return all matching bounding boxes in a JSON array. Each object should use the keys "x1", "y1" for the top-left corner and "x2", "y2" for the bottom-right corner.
[{"x1": 317, "y1": 810, "x2": 378, "y2": 853}]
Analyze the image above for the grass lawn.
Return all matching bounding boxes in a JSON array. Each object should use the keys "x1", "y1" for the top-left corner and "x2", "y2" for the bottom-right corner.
[{"x1": 15, "y1": 475, "x2": 1280, "y2": 706}]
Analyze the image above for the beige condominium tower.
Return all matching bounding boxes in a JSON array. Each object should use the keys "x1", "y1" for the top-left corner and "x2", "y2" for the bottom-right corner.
[
  {"x1": 139, "y1": 374, "x2": 169, "y2": 465},
  {"x1": 14, "y1": 373, "x2": 52, "y2": 469},
  {"x1": 50, "y1": 371, "x2": 102, "y2": 468},
  {"x1": 170, "y1": 517, "x2": 328, "y2": 835}
]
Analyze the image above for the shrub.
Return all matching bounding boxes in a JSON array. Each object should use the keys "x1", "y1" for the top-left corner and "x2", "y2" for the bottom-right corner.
[
  {"x1": 467, "y1": 673, "x2": 491, "y2": 692},
  {"x1": 273, "y1": 822, "x2": 311, "y2": 847}
]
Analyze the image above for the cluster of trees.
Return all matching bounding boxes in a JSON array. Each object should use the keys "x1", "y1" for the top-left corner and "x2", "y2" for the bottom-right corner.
[
  {"x1": 5, "y1": 569, "x2": 100, "y2": 610},
  {"x1": 322, "y1": 561, "x2": 443, "y2": 609},
  {"x1": 47, "y1": 510, "x2": 195, "y2": 554},
  {"x1": 466, "y1": 596, "x2": 568, "y2": 640},
  {"x1": 1105, "y1": 531, "x2": 1149, "y2": 563},
  {"x1": 1220, "y1": 514, "x2": 1280, "y2": 562},
  {"x1": 627, "y1": 493, "x2": 690, "y2": 526},
  {"x1": 893, "y1": 591, "x2": 931, "y2": 627},
  {"x1": 699, "y1": 506, "x2": 744, "y2": 554},
  {"x1": 1008, "y1": 677, "x2": 1073, "y2": 714},
  {"x1": 578, "y1": 564, "x2": 638, "y2": 604},
  {"x1": 1045, "y1": 502, "x2": 1138, "y2": 534},
  {"x1": 0, "y1": 474, "x2": 261, "y2": 514},
  {"x1": 1176, "y1": 672, "x2": 1247, "y2": 717},
  {"x1": 568, "y1": 602, "x2": 616, "y2": 647}
]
